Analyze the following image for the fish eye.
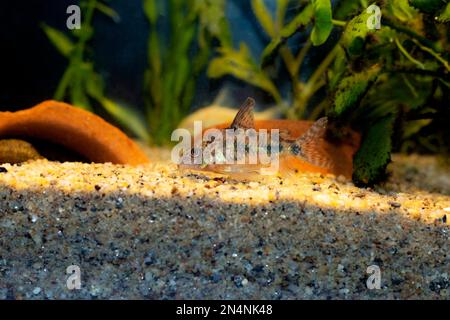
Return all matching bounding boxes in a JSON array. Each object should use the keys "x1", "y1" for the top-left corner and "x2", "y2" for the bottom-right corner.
[{"x1": 290, "y1": 144, "x2": 301, "y2": 155}]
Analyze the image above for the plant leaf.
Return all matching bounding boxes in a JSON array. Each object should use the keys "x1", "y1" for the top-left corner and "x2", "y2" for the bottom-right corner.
[
  {"x1": 275, "y1": 0, "x2": 290, "y2": 28},
  {"x1": 409, "y1": 0, "x2": 447, "y2": 14},
  {"x1": 143, "y1": 0, "x2": 158, "y2": 25},
  {"x1": 353, "y1": 114, "x2": 396, "y2": 185},
  {"x1": 70, "y1": 83, "x2": 91, "y2": 111},
  {"x1": 341, "y1": 8, "x2": 374, "y2": 56},
  {"x1": 332, "y1": 64, "x2": 381, "y2": 116},
  {"x1": 334, "y1": 0, "x2": 361, "y2": 20},
  {"x1": 209, "y1": 44, "x2": 281, "y2": 102},
  {"x1": 41, "y1": 24, "x2": 75, "y2": 57},
  {"x1": 387, "y1": 0, "x2": 418, "y2": 22},
  {"x1": 438, "y1": 2, "x2": 450, "y2": 22},
  {"x1": 72, "y1": 24, "x2": 94, "y2": 42},
  {"x1": 251, "y1": 0, "x2": 275, "y2": 37},
  {"x1": 95, "y1": 2, "x2": 120, "y2": 22},
  {"x1": 327, "y1": 45, "x2": 347, "y2": 91},
  {"x1": 310, "y1": 0, "x2": 333, "y2": 46},
  {"x1": 402, "y1": 119, "x2": 432, "y2": 140},
  {"x1": 54, "y1": 66, "x2": 74, "y2": 101},
  {"x1": 261, "y1": 3, "x2": 314, "y2": 67},
  {"x1": 98, "y1": 97, "x2": 151, "y2": 143},
  {"x1": 195, "y1": 0, "x2": 231, "y2": 46},
  {"x1": 69, "y1": 64, "x2": 91, "y2": 111},
  {"x1": 86, "y1": 70, "x2": 105, "y2": 100},
  {"x1": 173, "y1": 55, "x2": 191, "y2": 103}
]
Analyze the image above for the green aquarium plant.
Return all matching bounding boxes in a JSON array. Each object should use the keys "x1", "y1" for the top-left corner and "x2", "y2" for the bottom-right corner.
[
  {"x1": 208, "y1": 0, "x2": 450, "y2": 185},
  {"x1": 44, "y1": 0, "x2": 229, "y2": 145},
  {"x1": 208, "y1": 0, "x2": 341, "y2": 120},
  {"x1": 142, "y1": 0, "x2": 231, "y2": 145},
  {"x1": 43, "y1": 0, "x2": 151, "y2": 143},
  {"x1": 330, "y1": 0, "x2": 450, "y2": 185}
]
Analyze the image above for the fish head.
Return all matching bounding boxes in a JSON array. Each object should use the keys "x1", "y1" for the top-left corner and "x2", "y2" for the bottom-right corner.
[{"x1": 178, "y1": 97, "x2": 256, "y2": 173}]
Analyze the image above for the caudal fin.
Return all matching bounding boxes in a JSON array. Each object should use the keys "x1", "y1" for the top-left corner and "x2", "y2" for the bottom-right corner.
[{"x1": 288, "y1": 117, "x2": 334, "y2": 169}]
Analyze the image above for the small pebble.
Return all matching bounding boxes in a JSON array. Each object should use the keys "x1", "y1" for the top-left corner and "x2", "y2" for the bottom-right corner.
[
  {"x1": 0, "y1": 167, "x2": 7, "y2": 173},
  {"x1": 144, "y1": 251, "x2": 156, "y2": 266},
  {"x1": 32, "y1": 262, "x2": 42, "y2": 270},
  {"x1": 115, "y1": 197, "x2": 124, "y2": 209},
  {"x1": 0, "y1": 288, "x2": 8, "y2": 299},
  {"x1": 339, "y1": 288, "x2": 350, "y2": 295},
  {"x1": 210, "y1": 273, "x2": 222, "y2": 283},
  {"x1": 89, "y1": 285, "x2": 102, "y2": 297},
  {"x1": 249, "y1": 182, "x2": 259, "y2": 188},
  {"x1": 388, "y1": 201, "x2": 401, "y2": 208},
  {"x1": 32, "y1": 287, "x2": 41, "y2": 295},
  {"x1": 304, "y1": 286, "x2": 313, "y2": 296},
  {"x1": 233, "y1": 276, "x2": 244, "y2": 288}
]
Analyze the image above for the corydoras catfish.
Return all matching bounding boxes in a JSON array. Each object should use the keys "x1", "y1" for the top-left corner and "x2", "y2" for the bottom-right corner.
[{"x1": 179, "y1": 98, "x2": 361, "y2": 180}]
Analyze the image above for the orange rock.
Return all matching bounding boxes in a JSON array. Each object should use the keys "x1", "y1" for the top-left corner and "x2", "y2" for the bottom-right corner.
[{"x1": 0, "y1": 100, "x2": 150, "y2": 165}]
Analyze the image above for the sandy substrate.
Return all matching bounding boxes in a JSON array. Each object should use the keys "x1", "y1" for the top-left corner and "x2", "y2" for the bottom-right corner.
[{"x1": 0, "y1": 153, "x2": 449, "y2": 299}]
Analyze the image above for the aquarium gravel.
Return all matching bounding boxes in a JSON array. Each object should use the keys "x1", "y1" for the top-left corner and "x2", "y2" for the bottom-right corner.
[{"x1": 0, "y1": 154, "x2": 449, "y2": 299}]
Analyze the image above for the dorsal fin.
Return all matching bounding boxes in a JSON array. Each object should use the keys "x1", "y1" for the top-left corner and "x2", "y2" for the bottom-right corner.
[
  {"x1": 289, "y1": 117, "x2": 334, "y2": 169},
  {"x1": 230, "y1": 97, "x2": 255, "y2": 130},
  {"x1": 301, "y1": 117, "x2": 328, "y2": 141}
]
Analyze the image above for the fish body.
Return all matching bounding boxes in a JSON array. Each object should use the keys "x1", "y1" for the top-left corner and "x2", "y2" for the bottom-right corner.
[{"x1": 179, "y1": 98, "x2": 361, "y2": 179}]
